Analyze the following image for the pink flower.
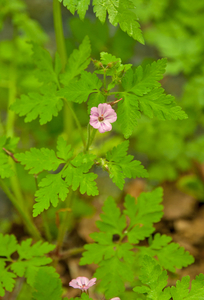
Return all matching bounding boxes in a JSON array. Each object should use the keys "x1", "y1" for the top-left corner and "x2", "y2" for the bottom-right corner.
[
  {"x1": 69, "y1": 276, "x2": 97, "y2": 291},
  {"x1": 90, "y1": 103, "x2": 117, "y2": 133},
  {"x1": 110, "y1": 298, "x2": 120, "y2": 300}
]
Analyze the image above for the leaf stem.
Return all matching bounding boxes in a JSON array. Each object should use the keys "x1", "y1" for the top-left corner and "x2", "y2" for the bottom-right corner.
[
  {"x1": 85, "y1": 124, "x2": 97, "y2": 152},
  {"x1": 56, "y1": 190, "x2": 73, "y2": 251},
  {"x1": 53, "y1": 0, "x2": 67, "y2": 71},
  {"x1": 64, "y1": 100, "x2": 86, "y2": 147},
  {"x1": 0, "y1": 179, "x2": 41, "y2": 240},
  {"x1": 53, "y1": 0, "x2": 74, "y2": 143}
]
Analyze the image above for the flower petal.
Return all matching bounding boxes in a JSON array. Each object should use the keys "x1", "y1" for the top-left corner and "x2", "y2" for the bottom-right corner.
[
  {"x1": 86, "y1": 277, "x2": 97, "y2": 288},
  {"x1": 90, "y1": 107, "x2": 99, "y2": 116},
  {"x1": 98, "y1": 103, "x2": 111, "y2": 116},
  {"x1": 98, "y1": 121, "x2": 112, "y2": 133}
]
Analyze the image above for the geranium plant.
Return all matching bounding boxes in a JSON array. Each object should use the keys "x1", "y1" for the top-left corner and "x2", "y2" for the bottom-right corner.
[{"x1": 0, "y1": 0, "x2": 204, "y2": 299}]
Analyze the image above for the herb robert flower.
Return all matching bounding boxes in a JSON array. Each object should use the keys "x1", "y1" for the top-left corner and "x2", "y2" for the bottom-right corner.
[
  {"x1": 69, "y1": 276, "x2": 97, "y2": 291},
  {"x1": 89, "y1": 103, "x2": 117, "y2": 133}
]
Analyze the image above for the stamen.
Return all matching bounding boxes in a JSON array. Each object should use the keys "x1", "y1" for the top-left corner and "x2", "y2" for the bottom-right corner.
[{"x1": 98, "y1": 116, "x2": 104, "y2": 122}]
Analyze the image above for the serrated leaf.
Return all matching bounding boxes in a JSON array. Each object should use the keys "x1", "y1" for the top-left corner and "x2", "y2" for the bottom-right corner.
[
  {"x1": 170, "y1": 276, "x2": 190, "y2": 300},
  {"x1": 11, "y1": 83, "x2": 63, "y2": 125},
  {"x1": 154, "y1": 239, "x2": 194, "y2": 273},
  {"x1": 139, "y1": 233, "x2": 194, "y2": 273},
  {"x1": 33, "y1": 173, "x2": 69, "y2": 217},
  {"x1": 0, "y1": 153, "x2": 14, "y2": 179},
  {"x1": 93, "y1": 0, "x2": 144, "y2": 43},
  {"x1": 170, "y1": 274, "x2": 204, "y2": 300},
  {"x1": 11, "y1": 239, "x2": 55, "y2": 285},
  {"x1": 60, "y1": 36, "x2": 91, "y2": 85},
  {"x1": 15, "y1": 148, "x2": 61, "y2": 174},
  {"x1": 30, "y1": 43, "x2": 58, "y2": 85},
  {"x1": 77, "y1": 0, "x2": 90, "y2": 19},
  {"x1": 138, "y1": 88, "x2": 188, "y2": 120},
  {"x1": 56, "y1": 136, "x2": 73, "y2": 161},
  {"x1": 0, "y1": 137, "x2": 18, "y2": 179},
  {"x1": 117, "y1": 93, "x2": 141, "y2": 138},
  {"x1": 60, "y1": 71, "x2": 102, "y2": 103},
  {"x1": 96, "y1": 197, "x2": 126, "y2": 235},
  {"x1": 0, "y1": 261, "x2": 16, "y2": 297},
  {"x1": 80, "y1": 233, "x2": 115, "y2": 265},
  {"x1": 95, "y1": 256, "x2": 134, "y2": 298},
  {"x1": 106, "y1": 141, "x2": 148, "y2": 189},
  {"x1": 62, "y1": 152, "x2": 99, "y2": 196},
  {"x1": 130, "y1": 59, "x2": 167, "y2": 96},
  {"x1": 133, "y1": 255, "x2": 171, "y2": 300},
  {"x1": 87, "y1": 92, "x2": 105, "y2": 113},
  {"x1": 124, "y1": 188, "x2": 163, "y2": 243},
  {"x1": 32, "y1": 267, "x2": 63, "y2": 300},
  {"x1": 0, "y1": 234, "x2": 17, "y2": 257},
  {"x1": 59, "y1": 0, "x2": 90, "y2": 20},
  {"x1": 17, "y1": 239, "x2": 55, "y2": 259}
]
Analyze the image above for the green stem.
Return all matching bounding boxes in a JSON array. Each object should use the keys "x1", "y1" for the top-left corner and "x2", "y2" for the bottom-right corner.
[
  {"x1": 53, "y1": 0, "x2": 73, "y2": 143},
  {"x1": 64, "y1": 100, "x2": 86, "y2": 147},
  {"x1": 53, "y1": 0, "x2": 67, "y2": 71},
  {"x1": 42, "y1": 213, "x2": 52, "y2": 242},
  {"x1": 85, "y1": 124, "x2": 97, "y2": 152},
  {"x1": 60, "y1": 247, "x2": 84, "y2": 259},
  {"x1": 104, "y1": 71, "x2": 107, "y2": 90},
  {"x1": 56, "y1": 190, "x2": 73, "y2": 251},
  {"x1": 0, "y1": 179, "x2": 41, "y2": 240},
  {"x1": 6, "y1": 45, "x2": 25, "y2": 209}
]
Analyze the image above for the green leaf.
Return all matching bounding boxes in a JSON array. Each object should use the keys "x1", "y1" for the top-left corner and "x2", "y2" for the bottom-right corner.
[
  {"x1": 80, "y1": 233, "x2": 115, "y2": 265},
  {"x1": 106, "y1": 141, "x2": 148, "y2": 189},
  {"x1": 96, "y1": 196, "x2": 126, "y2": 235},
  {"x1": 33, "y1": 173, "x2": 69, "y2": 217},
  {"x1": 95, "y1": 255, "x2": 134, "y2": 298},
  {"x1": 56, "y1": 136, "x2": 73, "y2": 161},
  {"x1": 11, "y1": 239, "x2": 55, "y2": 285},
  {"x1": 170, "y1": 274, "x2": 204, "y2": 300},
  {"x1": 117, "y1": 93, "x2": 141, "y2": 138},
  {"x1": 133, "y1": 255, "x2": 171, "y2": 300},
  {"x1": 11, "y1": 83, "x2": 63, "y2": 125},
  {"x1": 93, "y1": 0, "x2": 144, "y2": 43},
  {"x1": 130, "y1": 59, "x2": 167, "y2": 96},
  {"x1": 59, "y1": 0, "x2": 90, "y2": 20},
  {"x1": 0, "y1": 261, "x2": 16, "y2": 297},
  {"x1": 15, "y1": 148, "x2": 62, "y2": 174},
  {"x1": 32, "y1": 267, "x2": 63, "y2": 300},
  {"x1": 0, "y1": 234, "x2": 17, "y2": 257},
  {"x1": 60, "y1": 71, "x2": 102, "y2": 103},
  {"x1": 138, "y1": 88, "x2": 188, "y2": 120},
  {"x1": 170, "y1": 276, "x2": 190, "y2": 300},
  {"x1": 60, "y1": 36, "x2": 91, "y2": 85},
  {"x1": 124, "y1": 188, "x2": 163, "y2": 243},
  {"x1": 0, "y1": 153, "x2": 14, "y2": 179},
  {"x1": 139, "y1": 233, "x2": 194, "y2": 273},
  {"x1": 62, "y1": 152, "x2": 99, "y2": 196},
  {"x1": 16, "y1": 239, "x2": 55, "y2": 260},
  {"x1": 87, "y1": 92, "x2": 105, "y2": 113},
  {"x1": 150, "y1": 234, "x2": 194, "y2": 273},
  {"x1": 0, "y1": 136, "x2": 18, "y2": 179},
  {"x1": 31, "y1": 43, "x2": 59, "y2": 85},
  {"x1": 118, "y1": 60, "x2": 187, "y2": 137}
]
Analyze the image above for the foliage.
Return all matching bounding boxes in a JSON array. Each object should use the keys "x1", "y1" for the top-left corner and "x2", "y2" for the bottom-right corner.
[
  {"x1": 0, "y1": 233, "x2": 55, "y2": 297},
  {"x1": 0, "y1": 0, "x2": 204, "y2": 299},
  {"x1": 80, "y1": 188, "x2": 194, "y2": 298}
]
